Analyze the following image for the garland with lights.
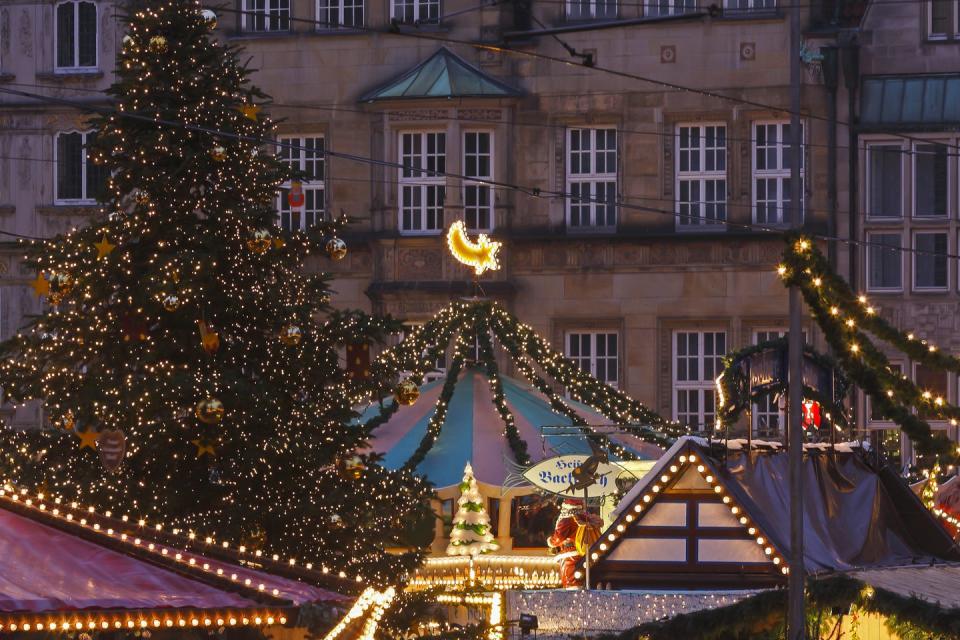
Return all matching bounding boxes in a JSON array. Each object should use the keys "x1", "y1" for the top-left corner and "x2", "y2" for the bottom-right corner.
[
  {"x1": 366, "y1": 299, "x2": 684, "y2": 473},
  {"x1": 716, "y1": 337, "x2": 851, "y2": 432},
  {"x1": 779, "y1": 234, "x2": 960, "y2": 463},
  {"x1": 0, "y1": 0, "x2": 433, "y2": 585},
  {"x1": 595, "y1": 575, "x2": 960, "y2": 640}
]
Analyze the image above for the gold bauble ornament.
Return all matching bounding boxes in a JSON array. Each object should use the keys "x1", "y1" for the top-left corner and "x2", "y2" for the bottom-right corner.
[
  {"x1": 325, "y1": 237, "x2": 347, "y2": 261},
  {"x1": 61, "y1": 410, "x2": 76, "y2": 431},
  {"x1": 210, "y1": 145, "x2": 227, "y2": 162},
  {"x1": 47, "y1": 272, "x2": 74, "y2": 305},
  {"x1": 279, "y1": 324, "x2": 302, "y2": 346},
  {"x1": 396, "y1": 379, "x2": 420, "y2": 406},
  {"x1": 148, "y1": 35, "x2": 168, "y2": 53},
  {"x1": 339, "y1": 455, "x2": 366, "y2": 480},
  {"x1": 200, "y1": 9, "x2": 218, "y2": 29},
  {"x1": 162, "y1": 294, "x2": 181, "y2": 312},
  {"x1": 195, "y1": 397, "x2": 224, "y2": 425},
  {"x1": 247, "y1": 229, "x2": 272, "y2": 254}
]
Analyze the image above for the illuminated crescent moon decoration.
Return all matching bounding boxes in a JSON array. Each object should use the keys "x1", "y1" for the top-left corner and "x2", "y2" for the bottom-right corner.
[{"x1": 446, "y1": 221, "x2": 501, "y2": 276}]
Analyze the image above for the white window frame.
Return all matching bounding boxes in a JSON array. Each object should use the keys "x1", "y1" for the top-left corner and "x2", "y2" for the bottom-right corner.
[
  {"x1": 752, "y1": 120, "x2": 804, "y2": 226},
  {"x1": 672, "y1": 330, "x2": 726, "y2": 430},
  {"x1": 865, "y1": 141, "x2": 905, "y2": 220},
  {"x1": 913, "y1": 361, "x2": 952, "y2": 424},
  {"x1": 751, "y1": 329, "x2": 786, "y2": 436},
  {"x1": 865, "y1": 231, "x2": 905, "y2": 293},
  {"x1": 390, "y1": 0, "x2": 441, "y2": 24},
  {"x1": 912, "y1": 231, "x2": 950, "y2": 292},
  {"x1": 912, "y1": 141, "x2": 950, "y2": 219},
  {"x1": 398, "y1": 131, "x2": 446, "y2": 236},
  {"x1": 723, "y1": 0, "x2": 776, "y2": 9},
  {"x1": 241, "y1": 0, "x2": 291, "y2": 32},
  {"x1": 566, "y1": 127, "x2": 618, "y2": 231},
  {"x1": 463, "y1": 131, "x2": 494, "y2": 233},
  {"x1": 54, "y1": 0, "x2": 98, "y2": 72},
  {"x1": 676, "y1": 123, "x2": 727, "y2": 230},
  {"x1": 645, "y1": 0, "x2": 696, "y2": 16},
  {"x1": 54, "y1": 130, "x2": 100, "y2": 205},
  {"x1": 317, "y1": 0, "x2": 364, "y2": 29},
  {"x1": 276, "y1": 135, "x2": 325, "y2": 232},
  {"x1": 565, "y1": 331, "x2": 619, "y2": 389},
  {"x1": 565, "y1": 0, "x2": 619, "y2": 20},
  {"x1": 866, "y1": 361, "x2": 904, "y2": 426},
  {"x1": 398, "y1": 323, "x2": 446, "y2": 382},
  {"x1": 927, "y1": 0, "x2": 959, "y2": 39}
]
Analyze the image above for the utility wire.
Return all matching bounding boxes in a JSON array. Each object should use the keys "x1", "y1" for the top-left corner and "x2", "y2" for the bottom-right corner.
[{"x1": 2, "y1": 84, "x2": 960, "y2": 262}]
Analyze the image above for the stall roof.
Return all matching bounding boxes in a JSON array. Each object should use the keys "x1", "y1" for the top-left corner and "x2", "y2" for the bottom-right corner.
[
  {"x1": 849, "y1": 564, "x2": 960, "y2": 609},
  {"x1": 0, "y1": 483, "x2": 349, "y2": 631}
]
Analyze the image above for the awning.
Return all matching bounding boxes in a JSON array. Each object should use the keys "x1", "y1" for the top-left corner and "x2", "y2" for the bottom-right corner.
[{"x1": 860, "y1": 74, "x2": 960, "y2": 130}]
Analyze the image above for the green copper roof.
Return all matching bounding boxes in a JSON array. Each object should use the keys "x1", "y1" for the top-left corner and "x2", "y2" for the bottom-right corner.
[
  {"x1": 359, "y1": 47, "x2": 522, "y2": 102},
  {"x1": 861, "y1": 74, "x2": 960, "y2": 129}
]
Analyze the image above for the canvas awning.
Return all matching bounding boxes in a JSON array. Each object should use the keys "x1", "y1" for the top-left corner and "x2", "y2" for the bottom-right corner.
[
  {"x1": 0, "y1": 484, "x2": 350, "y2": 632},
  {"x1": 860, "y1": 74, "x2": 960, "y2": 130},
  {"x1": 849, "y1": 564, "x2": 960, "y2": 609}
]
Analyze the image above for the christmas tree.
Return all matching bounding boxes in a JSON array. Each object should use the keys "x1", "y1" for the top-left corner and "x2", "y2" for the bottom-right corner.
[
  {"x1": 446, "y1": 462, "x2": 498, "y2": 557},
  {"x1": 0, "y1": 0, "x2": 431, "y2": 582}
]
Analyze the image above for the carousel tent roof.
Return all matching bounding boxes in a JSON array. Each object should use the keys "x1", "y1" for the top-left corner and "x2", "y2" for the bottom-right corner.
[
  {"x1": 0, "y1": 485, "x2": 348, "y2": 630},
  {"x1": 361, "y1": 368, "x2": 662, "y2": 488}
]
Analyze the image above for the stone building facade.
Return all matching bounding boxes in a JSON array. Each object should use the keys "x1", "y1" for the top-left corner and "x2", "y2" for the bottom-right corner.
[{"x1": 0, "y1": 0, "x2": 956, "y2": 459}]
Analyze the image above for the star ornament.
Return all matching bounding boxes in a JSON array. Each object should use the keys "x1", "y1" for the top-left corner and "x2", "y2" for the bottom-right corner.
[
  {"x1": 77, "y1": 427, "x2": 100, "y2": 450},
  {"x1": 94, "y1": 235, "x2": 116, "y2": 259},
  {"x1": 240, "y1": 103, "x2": 261, "y2": 121},
  {"x1": 192, "y1": 439, "x2": 216, "y2": 458},
  {"x1": 29, "y1": 272, "x2": 50, "y2": 297},
  {"x1": 446, "y1": 221, "x2": 501, "y2": 276}
]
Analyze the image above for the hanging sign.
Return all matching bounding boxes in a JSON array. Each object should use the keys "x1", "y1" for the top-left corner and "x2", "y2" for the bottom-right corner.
[{"x1": 522, "y1": 455, "x2": 622, "y2": 498}]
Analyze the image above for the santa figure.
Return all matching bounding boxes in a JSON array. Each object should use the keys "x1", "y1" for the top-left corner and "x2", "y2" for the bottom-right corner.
[{"x1": 547, "y1": 498, "x2": 602, "y2": 588}]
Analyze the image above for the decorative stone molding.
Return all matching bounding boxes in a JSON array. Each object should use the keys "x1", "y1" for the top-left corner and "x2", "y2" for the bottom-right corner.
[
  {"x1": 387, "y1": 109, "x2": 452, "y2": 122},
  {"x1": 397, "y1": 247, "x2": 443, "y2": 280},
  {"x1": 457, "y1": 109, "x2": 502, "y2": 122}
]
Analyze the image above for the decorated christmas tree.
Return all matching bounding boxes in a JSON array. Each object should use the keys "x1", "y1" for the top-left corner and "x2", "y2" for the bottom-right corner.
[
  {"x1": 0, "y1": 0, "x2": 430, "y2": 582},
  {"x1": 446, "y1": 462, "x2": 498, "y2": 557}
]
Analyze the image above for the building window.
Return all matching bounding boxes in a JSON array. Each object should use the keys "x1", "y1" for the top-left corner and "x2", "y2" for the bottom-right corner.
[
  {"x1": 55, "y1": 1, "x2": 97, "y2": 70},
  {"x1": 914, "y1": 143, "x2": 948, "y2": 218},
  {"x1": 676, "y1": 124, "x2": 726, "y2": 229},
  {"x1": 645, "y1": 0, "x2": 696, "y2": 16},
  {"x1": 242, "y1": 0, "x2": 290, "y2": 32},
  {"x1": 318, "y1": 0, "x2": 363, "y2": 28},
  {"x1": 277, "y1": 136, "x2": 325, "y2": 231},
  {"x1": 867, "y1": 144, "x2": 903, "y2": 219},
  {"x1": 672, "y1": 330, "x2": 726, "y2": 430},
  {"x1": 869, "y1": 362, "x2": 903, "y2": 422},
  {"x1": 566, "y1": 331, "x2": 618, "y2": 387},
  {"x1": 567, "y1": 0, "x2": 618, "y2": 19},
  {"x1": 440, "y1": 497, "x2": 455, "y2": 537},
  {"x1": 724, "y1": 0, "x2": 775, "y2": 10},
  {"x1": 752, "y1": 330, "x2": 785, "y2": 436},
  {"x1": 752, "y1": 121, "x2": 803, "y2": 225},
  {"x1": 391, "y1": 0, "x2": 440, "y2": 24},
  {"x1": 463, "y1": 132, "x2": 493, "y2": 232},
  {"x1": 866, "y1": 232, "x2": 903, "y2": 291},
  {"x1": 566, "y1": 128, "x2": 617, "y2": 230},
  {"x1": 510, "y1": 494, "x2": 558, "y2": 548},
  {"x1": 928, "y1": 0, "x2": 958, "y2": 38},
  {"x1": 399, "y1": 323, "x2": 446, "y2": 382},
  {"x1": 487, "y1": 497, "x2": 501, "y2": 538},
  {"x1": 915, "y1": 363, "x2": 950, "y2": 421},
  {"x1": 399, "y1": 132, "x2": 445, "y2": 234},
  {"x1": 913, "y1": 232, "x2": 948, "y2": 290},
  {"x1": 55, "y1": 131, "x2": 107, "y2": 203}
]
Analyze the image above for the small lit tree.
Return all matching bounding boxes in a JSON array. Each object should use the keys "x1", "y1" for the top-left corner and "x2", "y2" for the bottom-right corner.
[{"x1": 446, "y1": 462, "x2": 498, "y2": 557}]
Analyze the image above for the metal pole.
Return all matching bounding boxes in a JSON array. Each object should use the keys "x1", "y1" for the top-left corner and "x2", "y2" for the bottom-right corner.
[
  {"x1": 583, "y1": 486, "x2": 590, "y2": 590},
  {"x1": 787, "y1": 0, "x2": 806, "y2": 634}
]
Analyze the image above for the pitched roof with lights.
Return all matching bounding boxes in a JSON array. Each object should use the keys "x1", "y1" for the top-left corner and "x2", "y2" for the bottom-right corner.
[
  {"x1": 0, "y1": 483, "x2": 353, "y2": 633},
  {"x1": 590, "y1": 437, "x2": 960, "y2": 590}
]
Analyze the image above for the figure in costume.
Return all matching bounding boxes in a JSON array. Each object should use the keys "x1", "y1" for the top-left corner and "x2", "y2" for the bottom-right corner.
[{"x1": 548, "y1": 498, "x2": 602, "y2": 588}]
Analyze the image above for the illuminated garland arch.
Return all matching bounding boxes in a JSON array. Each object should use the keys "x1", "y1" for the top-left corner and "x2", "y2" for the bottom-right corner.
[{"x1": 364, "y1": 299, "x2": 686, "y2": 470}]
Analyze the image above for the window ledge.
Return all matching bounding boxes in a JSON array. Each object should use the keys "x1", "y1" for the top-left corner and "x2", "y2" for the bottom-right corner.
[
  {"x1": 311, "y1": 28, "x2": 368, "y2": 36},
  {"x1": 38, "y1": 204, "x2": 100, "y2": 216},
  {"x1": 37, "y1": 70, "x2": 104, "y2": 81},
  {"x1": 566, "y1": 227, "x2": 618, "y2": 236},
  {"x1": 389, "y1": 22, "x2": 450, "y2": 33},
  {"x1": 923, "y1": 36, "x2": 960, "y2": 44},
  {"x1": 718, "y1": 8, "x2": 782, "y2": 20},
  {"x1": 226, "y1": 30, "x2": 295, "y2": 40},
  {"x1": 0, "y1": 205, "x2": 14, "y2": 217},
  {"x1": 0, "y1": 73, "x2": 15, "y2": 84}
]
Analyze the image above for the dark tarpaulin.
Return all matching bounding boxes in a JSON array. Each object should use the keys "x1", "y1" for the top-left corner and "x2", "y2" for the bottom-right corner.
[{"x1": 719, "y1": 448, "x2": 960, "y2": 574}]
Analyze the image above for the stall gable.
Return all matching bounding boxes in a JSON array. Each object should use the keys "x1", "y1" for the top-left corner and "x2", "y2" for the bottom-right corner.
[{"x1": 590, "y1": 446, "x2": 786, "y2": 590}]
